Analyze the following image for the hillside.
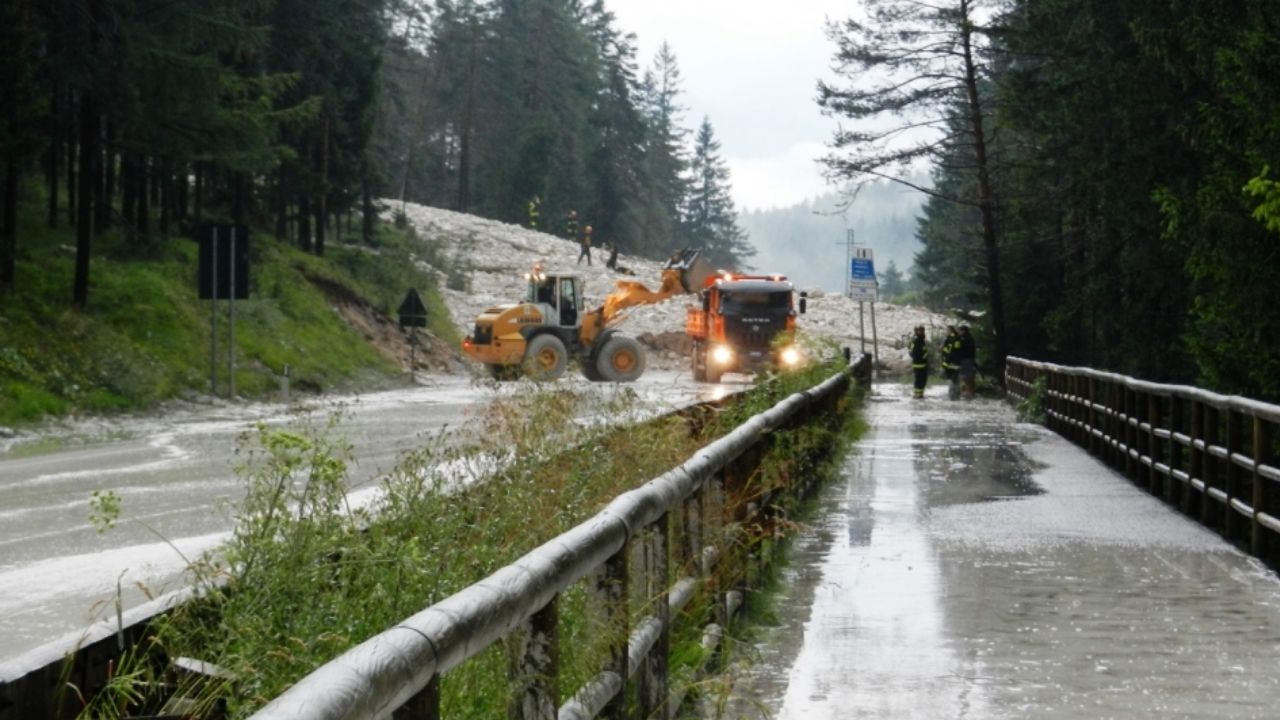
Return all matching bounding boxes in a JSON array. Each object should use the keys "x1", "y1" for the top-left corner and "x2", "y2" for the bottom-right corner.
[{"x1": 395, "y1": 202, "x2": 949, "y2": 372}]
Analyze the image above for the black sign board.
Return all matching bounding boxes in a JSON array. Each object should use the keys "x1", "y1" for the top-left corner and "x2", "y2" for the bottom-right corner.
[
  {"x1": 197, "y1": 223, "x2": 250, "y2": 300},
  {"x1": 398, "y1": 288, "x2": 428, "y2": 328}
]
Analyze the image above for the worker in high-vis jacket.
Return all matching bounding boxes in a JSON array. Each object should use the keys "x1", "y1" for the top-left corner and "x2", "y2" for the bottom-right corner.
[
  {"x1": 527, "y1": 195, "x2": 541, "y2": 230},
  {"x1": 941, "y1": 325, "x2": 961, "y2": 400},
  {"x1": 909, "y1": 325, "x2": 929, "y2": 399}
]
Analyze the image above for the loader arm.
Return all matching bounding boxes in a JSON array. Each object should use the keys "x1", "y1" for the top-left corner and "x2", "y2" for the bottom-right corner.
[{"x1": 579, "y1": 249, "x2": 716, "y2": 346}]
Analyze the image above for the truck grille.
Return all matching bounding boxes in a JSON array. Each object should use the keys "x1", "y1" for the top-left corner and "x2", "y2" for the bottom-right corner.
[
  {"x1": 472, "y1": 323, "x2": 493, "y2": 345},
  {"x1": 724, "y1": 318, "x2": 778, "y2": 350}
]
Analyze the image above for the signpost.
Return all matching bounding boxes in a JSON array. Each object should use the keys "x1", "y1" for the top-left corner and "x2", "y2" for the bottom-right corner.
[
  {"x1": 848, "y1": 245, "x2": 880, "y2": 372},
  {"x1": 398, "y1": 289, "x2": 429, "y2": 379},
  {"x1": 198, "y1": 223, "x2": 250, "y2": 397}
]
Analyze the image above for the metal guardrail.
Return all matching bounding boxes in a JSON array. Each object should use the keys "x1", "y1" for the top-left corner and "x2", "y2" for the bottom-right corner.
[
  {"x1": 1007, "y1": 357, "x2": 1280, "y2": 563},
  {"x1": 250, "y1": 356, "x2": 866, "y2": 720}
]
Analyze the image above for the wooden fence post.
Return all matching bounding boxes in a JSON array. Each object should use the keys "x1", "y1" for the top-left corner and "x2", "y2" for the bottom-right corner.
[
  {"x1": 508, "y1": 599, "x2": 558, "y2": 720},
  {"x1": 637, "y1": 517, "x2": 670, "y2": 720},
  {"x1": 1201, "y1": 405, "x2": 1217, "y2": 527},
  {"x1": 1253, "y1": 418, "x2": 1270, "y2": 559},
  {"x1": 1187, "y1": 400, "x2": 1202, "y2": 516},
  {"x1": 1225, "y1": 410, "x2": 1243, "y2": 541},
  {"x1": 596, "y1": 546, "x2": 629, "y2": 720},
  {"x1": 1147, "y1": 393, "x2": 1160, "y2": 492},
  {"x1": 393, "y1": 674, "x2": 440, "y2": 720}
]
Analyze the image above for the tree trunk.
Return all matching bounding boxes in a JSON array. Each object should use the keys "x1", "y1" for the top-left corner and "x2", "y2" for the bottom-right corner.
[
  {"x1": 66, "y1": 118, "x2": 76, "y2": 226},
  {"x1": 1, "y1": 153, "x2": 17, "y2": 292},
  {"x1": 136, "y1": 156, "x2": 150, "y2": 239},
  {"x1": 46, "y1": 91, "x2": 60, "y2": 229},
  {"x1": 175, "y1": 163, "x2": 188, "y2": 229},
  {"x1": 159, "y1": 158, "x2": 170, "y2": 238},
  {"x1": 120, "y1": 153, "x2": 135, "y2": 227},
  {"x1": 73, "y1": 88, "x2": 98, "y2": 310},
  {"x1": 315, "y1": 115, "x2": 329, "y2": 256},
  {"x1": 193, "y1": 163, "x2": 203, "y2": 223},
  {"x1": 275, "y1": 167, "x2": 288, "y2": 239},
  {"x1": 298, "y1": 197, "x2": 311, "y2": 253},
  {"x1": 457, "y1": 25, "x2": 479, "y2": 213},
  {"x1": 232, "y1": 172, "x2": 245, "y2": 226},
  {"x1": 362, "y1": 164, "x2": 375, "y2": 245},
  {"x1": 960, "y1": 4, "x2": 1007, "y2": 384},
  {"x1": 96, "y1": 121, "x2": 112, "y2": 233}
]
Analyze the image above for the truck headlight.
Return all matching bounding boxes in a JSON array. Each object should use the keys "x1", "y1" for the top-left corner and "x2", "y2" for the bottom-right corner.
[
  {"x1": 780, "y1": 346, "x2": 802, "y2": 366},
  {"x1": 711, "y1": 345, "x2": 734, "y2": 365}
]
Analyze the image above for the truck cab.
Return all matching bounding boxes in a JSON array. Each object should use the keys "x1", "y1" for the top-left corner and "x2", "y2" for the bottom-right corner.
[{"x1": 687, "y1": 274, "x2": 804, "y2": 383}]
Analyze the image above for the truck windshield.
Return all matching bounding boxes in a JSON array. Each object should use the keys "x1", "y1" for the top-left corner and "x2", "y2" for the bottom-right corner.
[{"x1": 719, "y1": 291, "x2": 791, "y2": 315}]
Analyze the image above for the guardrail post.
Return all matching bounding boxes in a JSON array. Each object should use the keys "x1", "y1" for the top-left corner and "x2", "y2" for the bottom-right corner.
[
  {"x1": 509, "y1": 597, "x2": 558, "y2": 720},
  {"x1": 682, "y1": 487, "x2": 702, "y2": 579},
  {"x1": 1201, "y1": 405, "x2": 1218, "y2": 527},
  {"x1": 1187, "y1": 400, "x2": 1203, "y2": 516},
  {"x1": 393, "y1": 674, "x2": 440, "y2": 720},
  {"x1": 1090, "y1": 371, "x2": 1100, "y2": 450},
  {"x1": 1253, "y1": 418, "x2": 1269, "y2": 558},
  {"x1": 1126, "y1": 386, "x2": 1136, "y2": 476},
  {"x1": 637, "y1": 516, "x2": 670, "y2": 720},
  {"x1": 595, "y1": 546, "x2": 629, "y2": 720},
  {"x1": 1166, "y1": 395, "x2": 1179, "y2": 504},
  {"x1": 1147, "y1": 393, "x2": 1160, "y2": 492},
  {"x1": 711, "y1": 467, "x2": 730, "y2": 628},
  {"x1": 1225, "y1": 409, "x2": 1243, "y2": 541}
]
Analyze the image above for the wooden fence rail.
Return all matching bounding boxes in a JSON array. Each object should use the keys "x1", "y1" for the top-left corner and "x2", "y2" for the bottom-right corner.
[
  {"x1": 1007, "y1": 357, "x2": 1280, "y2": 564},
  {"x1": 249, "y1": 356, "x2": 867, "y2": 720}
]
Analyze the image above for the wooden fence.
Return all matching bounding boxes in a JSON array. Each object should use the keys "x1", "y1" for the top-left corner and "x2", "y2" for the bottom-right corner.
[
  {"x1": 1007, "y1": 357, "x2": 1280, "y2": 564},
  {"x1": 249, "y1": 356, "x2": 867, "y2": 720}
]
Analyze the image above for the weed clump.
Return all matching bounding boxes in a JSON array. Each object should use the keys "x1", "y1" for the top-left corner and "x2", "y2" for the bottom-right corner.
[{"x1": 73, "y1": 359, "x2": 859, "y2": 718}]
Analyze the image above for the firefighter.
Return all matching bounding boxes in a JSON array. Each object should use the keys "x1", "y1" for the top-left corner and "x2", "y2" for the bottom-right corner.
[
  {"x1": 564, "y1": 209, "x2": 578, "y2": 241},
  {"x1": 578, "y1": 225, "x2": 593, "y2": 265},
  {"x1": 909, "y1": 325, "x2": 928, "y2": 399},
  {"x1": 958, "y1": 325, "x2": 977, "y2": 399},
  {"x1": 942, "y1": 325, "x2": 961, "y2": 400},
  {"x1": 527, "y1": 195, "x2": 541, "y2": 230}
]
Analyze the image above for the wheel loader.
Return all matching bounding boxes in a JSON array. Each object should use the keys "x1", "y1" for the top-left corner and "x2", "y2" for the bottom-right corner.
[{"x1": 461, "y1": 249, "x2": 715, "y2": 382}]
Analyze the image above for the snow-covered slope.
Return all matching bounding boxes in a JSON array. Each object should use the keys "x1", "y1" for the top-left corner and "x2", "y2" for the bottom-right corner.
[{"x1": 392, "y1": 202, "x2": 951, "y2": 372}]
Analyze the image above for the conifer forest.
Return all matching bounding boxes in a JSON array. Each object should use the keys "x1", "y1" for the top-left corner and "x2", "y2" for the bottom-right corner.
[{"x1": 1, "y1": 0, "x2": 1278, "y2": 401}]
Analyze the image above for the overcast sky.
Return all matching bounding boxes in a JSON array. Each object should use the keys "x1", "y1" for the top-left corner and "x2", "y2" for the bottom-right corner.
[{"x1": 606, "y1": 0, "x2": 857, "y2": 212}]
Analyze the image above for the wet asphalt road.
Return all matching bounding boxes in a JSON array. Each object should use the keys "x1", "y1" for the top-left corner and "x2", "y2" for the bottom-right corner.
[
  {"x1": 0, "y1": 370, "x2": 725, "y2": 664},
  {"x1": 715, "y1": 382, "x2": 1280, "y2": 720}
]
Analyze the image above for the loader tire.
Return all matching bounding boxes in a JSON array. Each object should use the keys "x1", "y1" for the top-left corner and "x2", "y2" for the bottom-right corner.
[
  {"x1": 523, "y1": 334, "x2": 569, "y2": 381},
  {"x1": 595, "y1": 335, "x2": 646, "y2": 383}
]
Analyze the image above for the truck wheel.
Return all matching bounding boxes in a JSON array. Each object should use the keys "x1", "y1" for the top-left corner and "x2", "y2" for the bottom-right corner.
[
  {"x1": 596, "y1": 336, "x2": 646, "y2": 382},
  {"x1": 581, "y1": 356, "x2": 604, "y2": 382},
  {"x1": 523, "y1": 334, "x2": 569, "y2": 381},
  {"x1": 705, "y1": 363, "x2": 723, "y2": 384},
  {"x1": 691, "y1": 342, "x2": 707, "y2": 382}
]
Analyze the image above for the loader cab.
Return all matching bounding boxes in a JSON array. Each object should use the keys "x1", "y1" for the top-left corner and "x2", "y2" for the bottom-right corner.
[{"x1": 526, "y1": 272, "x2": 582, "y2": 327}]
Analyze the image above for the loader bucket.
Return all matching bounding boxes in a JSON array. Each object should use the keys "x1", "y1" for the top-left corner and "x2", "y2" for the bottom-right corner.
[{"x1": 665, "y1": 249, "x2": 716, "y2": 293}]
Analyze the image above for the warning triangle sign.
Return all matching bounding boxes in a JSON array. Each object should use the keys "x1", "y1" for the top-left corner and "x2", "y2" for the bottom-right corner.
[{"x1": 398, "y1": 289, "x2": 428, "y2": 328}]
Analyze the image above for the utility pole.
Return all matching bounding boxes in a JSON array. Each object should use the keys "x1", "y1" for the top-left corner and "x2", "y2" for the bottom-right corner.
[{"x1": 835, "y1": 228, "x2": 856, "y2": 298}]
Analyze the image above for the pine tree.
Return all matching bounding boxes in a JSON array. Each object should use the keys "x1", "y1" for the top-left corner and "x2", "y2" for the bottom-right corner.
[
  {"x1": 637, "y1": 42, "x2": 690, "y2": 255},
  {"x1": 819, "y1": 0, "x2": 1009, "y2": 375},
  {"x1": 685, "y1": 117, "x2": 752, "y2": 268}
]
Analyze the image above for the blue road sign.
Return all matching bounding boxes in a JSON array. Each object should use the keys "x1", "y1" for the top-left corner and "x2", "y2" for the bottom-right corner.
[{"x1": 851, "y1": 258, "x2": 876, "y2": 280}]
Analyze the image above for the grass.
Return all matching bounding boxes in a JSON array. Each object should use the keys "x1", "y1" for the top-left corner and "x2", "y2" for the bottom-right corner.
[
  {"x1": 0, "y1": 185, "x2": 455, "y2": 426},
  {"x1": 67, "y1": 359, "x2": 862, "y2": 719}
]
